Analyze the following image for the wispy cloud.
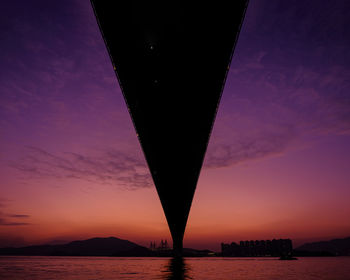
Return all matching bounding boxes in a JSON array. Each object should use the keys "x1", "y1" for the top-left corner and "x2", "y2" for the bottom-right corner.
[
  {"x1": 8, "y1": 214, "x2": 30, "y2": 218},
  {"x1": 4, "y1": 0, "x2": 350, "y2": 190},
  {"x1": 205, "y1": 124, "x2": 296, "y2": 168},
  {"x1": 0, "y1": 0, "x2": 121, "y2": 135},
  {"x1": 9, "y1": 126, "x2": 298, "y2": 188},
  {"x1": 10, "y1": 146, "x2": 153, "y2": 189},
  {"x1": 0, "y1": 203, "x2": 31, "y2": 227},
  {"x1": 0, "y1": 219, "x2": 30, "y2": 226}
]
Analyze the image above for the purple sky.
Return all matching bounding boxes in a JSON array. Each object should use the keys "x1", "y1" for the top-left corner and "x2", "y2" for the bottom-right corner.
[{"x1": 1, "y1": 0, "x2": 350, "y2": 250}]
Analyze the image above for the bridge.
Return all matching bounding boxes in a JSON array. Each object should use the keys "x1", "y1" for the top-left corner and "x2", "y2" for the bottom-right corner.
[{"x1": 91, "y1": 0, "x2": 249, "y2": 256}]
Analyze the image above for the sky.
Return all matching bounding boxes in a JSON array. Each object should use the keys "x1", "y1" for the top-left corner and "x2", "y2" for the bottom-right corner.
[{"x1": 1, "y1": 0, "x2": 350, "y2": 251}]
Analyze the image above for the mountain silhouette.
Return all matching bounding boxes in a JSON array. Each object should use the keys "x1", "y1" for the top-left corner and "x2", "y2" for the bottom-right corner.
[
  {"x1": 295, "y1": 236, "x2": 350, "y2": 256},
  {"x1": 0, "y1": 237, "x2": 151, "y2": 256}
]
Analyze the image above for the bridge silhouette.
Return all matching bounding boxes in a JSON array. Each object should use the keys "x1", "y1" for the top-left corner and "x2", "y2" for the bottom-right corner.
[{"x1": 91, "y1": 0, "x2": 248, "y2": 256}]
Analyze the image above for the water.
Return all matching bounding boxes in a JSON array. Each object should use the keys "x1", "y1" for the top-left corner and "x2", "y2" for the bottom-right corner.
[{"x1": 1, "y1": 256, "x2": 350, "y2": 280}]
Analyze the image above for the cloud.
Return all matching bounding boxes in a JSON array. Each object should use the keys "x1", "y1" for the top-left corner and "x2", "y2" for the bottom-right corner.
[
  {"x1": 10, "y1": 146, "x2": 153, "y2": 190},
  {"x1": 0, "y1": 204, "x2": 31, "y2": 227},
  {"x1": 204, "y1": 63, "x2": 350, "y2": 169},
  {"x1": 202, "y1": 0, "x2": 350, "y2": 170},
  {"x1": 205, "y1": 124, "x2": 296, "y2": 168},
  {"x1": 8, "y1": 214, "x2": 30, "y2": 218},
  {"x1": 9, "y1": 124, "x2": 297, "y2": 188},
  {"x1": 0, "y1": 220, "x2": 30, "y2": 226},
  {"x1": 4, "y1": 0, "x2": 350, "y2": 189},
  {"x1": 0, "y1": 0, "x2": 121, "y2": 135}
]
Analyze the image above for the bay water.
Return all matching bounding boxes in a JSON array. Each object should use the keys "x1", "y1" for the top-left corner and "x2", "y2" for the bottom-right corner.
[{"x1": 1, "y1": 256, "x2": 350, "y2": 279}]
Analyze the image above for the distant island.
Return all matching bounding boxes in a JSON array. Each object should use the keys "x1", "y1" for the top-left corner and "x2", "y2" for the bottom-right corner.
[
  {"x1": 1, "y1": 236, "x2": 349, "y2": 257},
  {"x1": 0, "y1": 237, "x2": 151, "y2": 257},
  {"x1": 0, "y1": 237, "x2": 212, "y2": 257},
  {"x1": 294, "y1": 237, "x2": 350, "y2": 256}
]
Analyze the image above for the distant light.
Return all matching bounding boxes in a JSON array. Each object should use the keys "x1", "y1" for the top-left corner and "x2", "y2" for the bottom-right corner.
[{"x1": 150, "y1": 45, "x2": 154, "y2": 50}]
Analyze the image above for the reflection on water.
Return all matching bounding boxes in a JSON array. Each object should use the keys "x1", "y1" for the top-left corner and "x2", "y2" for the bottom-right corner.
[
  {"x1": 1, "y1": 256, "x2": 350, "y2": 279},
  {"x1": 162, "y1": 257, "x2": 192, "y2": 280}
]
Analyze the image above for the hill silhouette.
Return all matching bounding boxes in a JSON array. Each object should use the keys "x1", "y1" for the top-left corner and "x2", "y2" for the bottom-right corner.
[
  {"x1": 295, "y1": 237, "x2": 350, "y2": 256},
  {"x1": 0, "y1": 237, "x2": 151, "y2": 256}
]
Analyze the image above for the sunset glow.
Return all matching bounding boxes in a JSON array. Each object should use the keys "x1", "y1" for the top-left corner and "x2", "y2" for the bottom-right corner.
[{"x1": 1, "y1": 0, "x2": 350, "y2": 251}]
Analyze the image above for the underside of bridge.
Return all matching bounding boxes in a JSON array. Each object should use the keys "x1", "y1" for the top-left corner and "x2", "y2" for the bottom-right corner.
[{"x1": 91, "y1": 0, "x2": 248, "y2": 256}]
